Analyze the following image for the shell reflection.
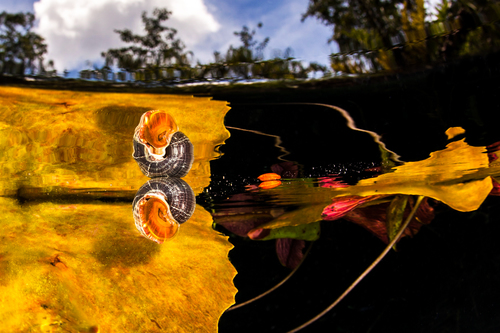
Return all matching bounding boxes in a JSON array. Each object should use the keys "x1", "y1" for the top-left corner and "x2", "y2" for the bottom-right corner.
[
  {"x1": 133, "y1": 110, "x2": 194, "y2": 178},
  {"x1": 133, "y1": 177, "x2": 195, "y2": 243}
]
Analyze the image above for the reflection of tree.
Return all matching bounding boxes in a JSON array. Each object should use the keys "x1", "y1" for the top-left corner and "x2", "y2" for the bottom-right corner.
[
  {"x1": 0, "y1": 11, "x2": 53, "y2": 76},
  {"x1": 101, "y1": 8, "x2": 192, "y2": 81},
  {"x1": 200, "y1": 24, "x2": 325, "y2": 80},
  {"x1": 302, "y1": 0, "x2": 412, "y2": 71},
  {"x1": 435, "y1": 0, "x2": 500, "y2": 60},
  {"x1": 227, "y1": 23, "x2": 269, "y2": 79},
  {"x1": 302, "y1": 0, "x2": 500, "y2": 73},
  {"x1": 97, "y1": 17, "x2": 329, "y2": 82},
  {"x1": 229, "y1": 23, "x2": 270, "y2": 63}
]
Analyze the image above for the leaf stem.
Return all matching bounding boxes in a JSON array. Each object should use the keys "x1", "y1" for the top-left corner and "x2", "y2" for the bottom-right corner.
[{"x1": 287, "y1": 195, "x2": 425, "y2": 333}]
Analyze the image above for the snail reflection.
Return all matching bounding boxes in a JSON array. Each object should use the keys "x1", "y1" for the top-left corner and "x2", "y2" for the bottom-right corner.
[
  {"x1": 133, "y1": 177, "x2": 195, "y2": 243},
  {"x1": 133, "y1": 110, "x2": 194, "y2": 178},
  {"x1": 132, "y1": 110, "x2": 195, "y2": 243}
]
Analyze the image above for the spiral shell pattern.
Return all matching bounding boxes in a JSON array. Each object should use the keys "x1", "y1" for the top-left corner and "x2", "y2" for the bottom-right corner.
[
  {"x1": 133, "y1": 177, "x2": 195, "y2": 243},
  {"x1": 133, "y1": 110, "x2": 194, "y2": 178}
]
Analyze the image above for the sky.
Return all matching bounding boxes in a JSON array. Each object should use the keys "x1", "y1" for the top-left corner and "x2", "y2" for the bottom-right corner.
[{"x1": 0, "y1": 0, "x2": 336, "y2": 74}]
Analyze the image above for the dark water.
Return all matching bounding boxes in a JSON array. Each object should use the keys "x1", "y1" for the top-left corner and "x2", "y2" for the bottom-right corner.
[{"x1": 207, "y1": 52, "x2": 500, "y2": 332}]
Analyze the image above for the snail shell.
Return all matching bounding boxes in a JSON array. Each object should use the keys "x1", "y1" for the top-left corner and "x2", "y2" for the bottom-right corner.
[
  {"x1": 132, "y1": 177, "x2": 195, "y2": 243},
  {"x1": 133, "y1": 110, "x2": 194, "y2": 178}
]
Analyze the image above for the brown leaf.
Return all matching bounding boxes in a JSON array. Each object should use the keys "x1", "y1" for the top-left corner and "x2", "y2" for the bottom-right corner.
[
  {"x1": 276, "y1": 238, "x2": 305, "y2": 269},
  {"x1": 343, "y1": 197, "x2": 435, "y2": 244}
]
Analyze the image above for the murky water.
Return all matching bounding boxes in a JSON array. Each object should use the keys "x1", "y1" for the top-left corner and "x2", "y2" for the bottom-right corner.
[{"x1": 209, "y1": 55, "x2": 500, "y2": 332}]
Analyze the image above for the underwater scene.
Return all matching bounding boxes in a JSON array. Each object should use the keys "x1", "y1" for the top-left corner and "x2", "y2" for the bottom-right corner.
[
  {"x1": 1, "y1": 50, "x2": 500, "y2": 333},
  {"x1": 2, "y1": 0, "x2": 500, "y2": 329}
]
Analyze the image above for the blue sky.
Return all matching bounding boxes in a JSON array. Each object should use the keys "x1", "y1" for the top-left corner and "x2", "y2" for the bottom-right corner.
[{"x1": 0, "y1": 0, "x2": 336, "y2": 74}]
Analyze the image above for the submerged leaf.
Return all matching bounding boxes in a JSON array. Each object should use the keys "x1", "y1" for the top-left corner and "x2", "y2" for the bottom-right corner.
[
  {"x1": 258, "y1": 173, "x2": 282, "y2": 189},
  {"x1": 344, "y1": 197, "x2": 435, "y2": 243},
  {"x1": 276, "y1": 239, "x2": 306, "y2": 269},
  {"x1": 259, "y1": 180, "x2": 282, "y2": 189},
  {"x1": 255, "y1": 135, "x2": 494, "y2": 233},
  {"x1": 249, "y1": 221, "x2": 321, "y2": 241},
  {"x1": 271, "y1": 161, "x2": 299, "y2": 178},
  {"x1": 386, "y1": 195, "x2": 409, "y2": 245},
  {"x1": 257, "y1": 204, "x2": 327, "y2": 229},
  {"x1": 0, "y1": 199, "x2": 237, "y2": 332},
  {"x1": 0, "y1": 87, "x2": 236, "y2": 331},
  {"x1": 258, "y1": 173, "x2": 281, "y2": 181},
  {"x1": 322, "y1": 195, "x2": 387, "y2": 221},
  {"x1": 0, "y1": 87, "x2": 230, "y2": 196}
]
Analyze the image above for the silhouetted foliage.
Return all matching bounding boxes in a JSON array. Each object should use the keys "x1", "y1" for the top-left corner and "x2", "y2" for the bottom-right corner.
[
  {"x1": 434, "y1": 0, "x2": 500, "y2": 60},
  {"x1": 302, "y1": 0, "x2": 500, "y2": 74},
  {"x1": 101, "y1": 8, "x2": 192, "y2": 80},
  {"x1": 302, "y1": 0, "x2": 413, "y2": 71},
  {"x1": 230, "y1": 23, "x2": 270, "y2": 62},
  {"x1": 0, "y1": 11, "x2": 53, "y2": 76},
  {"x1": 94, "y1": 18, "x2": 329, "y2": 84}
]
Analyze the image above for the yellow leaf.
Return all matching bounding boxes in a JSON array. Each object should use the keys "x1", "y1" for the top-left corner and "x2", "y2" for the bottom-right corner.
[
  {"x1": 0, "y1": 87, "x2": 236, "y2": 331},
  {"x1": 331, "y1": 139, "x2": 493, "y2": 211},
  {"x1": 0, "y1": 198, "x2": 236, "y2": 332},
  {"x1": 445, "y1": 126, "x2": 466, "y2": 140},
  {"x1": 0, "y1": 87, "x2": 230, "y2": 196}
]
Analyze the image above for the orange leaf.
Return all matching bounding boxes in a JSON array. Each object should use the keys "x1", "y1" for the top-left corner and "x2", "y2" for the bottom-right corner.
[
  {"x1": 259, "y1": 180, "x2": 282, "y2": 189},
  {"x1": 258, "y1": 173, "x2": 282, "y2": 181}
]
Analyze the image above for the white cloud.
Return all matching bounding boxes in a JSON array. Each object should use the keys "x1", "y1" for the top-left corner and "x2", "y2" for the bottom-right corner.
[{"x1": 33, "y1": 0, "x2": 221, "y2": 72}]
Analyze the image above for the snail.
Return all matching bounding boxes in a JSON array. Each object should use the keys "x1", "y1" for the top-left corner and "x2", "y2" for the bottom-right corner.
[
  {"x1": 133, "y1": 110, "x2": 194, "y2": 178},
  {"x1": 132, "y1": 177, "x2": 195, "y2": 243}
]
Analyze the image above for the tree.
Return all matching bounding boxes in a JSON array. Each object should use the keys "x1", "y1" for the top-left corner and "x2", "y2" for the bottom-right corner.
[
  {"x1": 432, "y1": 0, "x2": 500, "y2": 60},
  {"x1": 208, "y1": 23, "x2": 326, "y2": 80},
  {"x1": 226, "y1": 23, "x2": 270, "y2": 64},
  {"x1": 302, "y1": 0, "x2": 500, "y2": 73},
  {"x1": 101, "y1": 8, "x2": 192, "y2": 79},
  {"x1": 0, "y1": 11, "x2": 51, "y2": 76},
  {"x1": 301, "y1": 0, "x2": 412, "y2": 71},
  {"x1": 221, "y1": 23, "x2": 270, "y2": 79}
]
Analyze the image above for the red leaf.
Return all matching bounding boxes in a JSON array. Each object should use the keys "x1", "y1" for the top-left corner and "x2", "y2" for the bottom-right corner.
[
  {"x1": 247, "y1": 228, "x2": 271, "y2": 240},
  {"x1": 318, "y1": 175, "x2": 349, "y2": 188},
  {"x1": 487, "y1": 141, "x2": 500, "y2": 162},
  {"x1": 322, "y1": 195, "x2": 386, "y2": 221},
  {"x1": 490, "y1": 178, "x2": 500, "y2": 196}
]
